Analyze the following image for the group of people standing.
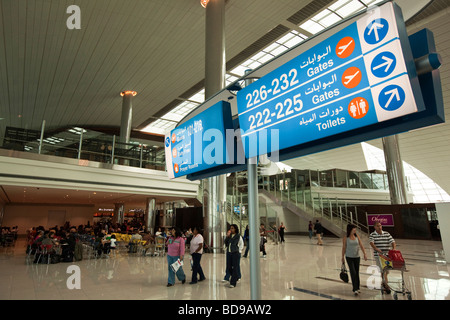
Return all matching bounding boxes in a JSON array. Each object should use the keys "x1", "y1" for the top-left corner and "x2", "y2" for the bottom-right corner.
[
  {"x1": 166, "y1": 222, "x2": 275, "y2": 289},
  {"x1": 166, "y1": 220, "x2": 396, "y2": 297}
]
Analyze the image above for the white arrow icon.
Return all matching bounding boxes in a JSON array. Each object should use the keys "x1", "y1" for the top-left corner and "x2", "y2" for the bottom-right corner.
[
  {"x1": 373, "y1": 56, "x2": 394, "y2": 73},
  {"x1": 368, "y1": 22, "x2": 385, "y2": 42},
  {"x1": 384, "y1": 88, "x2": 400, "y2": 108}
]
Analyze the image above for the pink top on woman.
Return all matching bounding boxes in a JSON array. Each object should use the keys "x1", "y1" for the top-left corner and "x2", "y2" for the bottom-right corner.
[{"x1": 166, "y1": 236, "x2": 185, "y2": 257}]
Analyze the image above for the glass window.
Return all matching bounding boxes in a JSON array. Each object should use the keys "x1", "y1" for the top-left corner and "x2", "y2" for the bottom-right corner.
[
  {"x1": 309, "y1": 170, "x2": 319, "y2": 187},
  {"x1": 348, "y1": 171, "x2": 360, "y2": 188},
  {"x1": 320, "y1": 170, "x2": 333, "y2": 187},
  {"x1": 372, "y1": 173, "x2": 385, "y2": 189},
  {"x1": 334, "y1": 169, "x2": 348, "y2": 188},
  {"x1": 359, "y1": 172, "x2": 372, "y2": 189}
]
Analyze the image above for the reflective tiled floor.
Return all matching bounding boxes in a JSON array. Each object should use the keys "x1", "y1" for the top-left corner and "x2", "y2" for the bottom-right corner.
[{"x1": 0, "y1": 235, "x2": 449, "y2": 300}]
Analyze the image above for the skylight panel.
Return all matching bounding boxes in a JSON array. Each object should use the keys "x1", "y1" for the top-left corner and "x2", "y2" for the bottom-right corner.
[
  {"x1": 256, "y1": 53, "x2": 274, "y2": 64},
  {"x1": 283, "y1": 36, "x2": 304, "y2": 48},
  {"x1": 361, "y1": 0, "x2": 385, "y2": 6},
  {"x1": 188, "y1": 89, "x2": 205, "y2": 103},
  {"x1": 335, "y1": 0, "x2": 365, "y2": 17},
  {"x1": 299, "y1": 19, "x2": 325, "y2": 35},
  {"x1": 161, "y1": 113, "x2": 184, "y2": 122},
  {"x1": 248, "y1": 60, "x2": 262, "y2": 69},
  {"x1": 318, "y1": 11, "x2": 342, "y2": 27},
  {"x1": 250, "y1": 51, "x2": 267, "y2": 61},
  {"x1": 277, "y1": 33, "x2": 296, "y2": 45},
  {"x1": 229, "y1": 65, "x2": 249, "y2": 77},
  {"x1": 226, "y1": 74, "x2": 239, "y2": 85},
  {"x1": 329, "y1": 0, "x2": 352, "y2": 12},
  {"x1": 142, "y1": 118, "x2": 177, "y2": 135},
  {"x1": 312, "y1": 9, "x2": 331, "y2": 21},
  {"x1": 263, "y1": 42, "x2": 282, "y2": 54},
  {"x1": 270, "y1": 45, "x2": 288, "y2": 56}
]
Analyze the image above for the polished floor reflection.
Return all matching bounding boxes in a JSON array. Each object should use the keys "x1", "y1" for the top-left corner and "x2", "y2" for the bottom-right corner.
[{"x1": 0, "y1": 235, "x2": 448, "y2": 300}]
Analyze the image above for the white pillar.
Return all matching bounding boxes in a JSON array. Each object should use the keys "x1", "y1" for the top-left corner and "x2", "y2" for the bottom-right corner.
[{"x1": 435, "y1": 203, "x2": 450, "y2": 263}]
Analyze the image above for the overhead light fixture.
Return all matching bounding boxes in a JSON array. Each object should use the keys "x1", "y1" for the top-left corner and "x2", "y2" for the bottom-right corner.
[
  {"x1": 200, "y1": 0, "x2": 209, "y2": 8},
  {"x1": 120, "y1": 90, "x2": 137, "y2": 97}
]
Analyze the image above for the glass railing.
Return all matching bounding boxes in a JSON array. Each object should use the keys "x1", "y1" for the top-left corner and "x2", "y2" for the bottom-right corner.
[
  {"x1": 256, "y1": 168, "x2": 392, "y2": 235},
  {"x1": 264, "y1": 185, "x2": 370, "y2": 236},
  {"x1": 0, "y1": 124, "x2": 166, "y2": 171}
]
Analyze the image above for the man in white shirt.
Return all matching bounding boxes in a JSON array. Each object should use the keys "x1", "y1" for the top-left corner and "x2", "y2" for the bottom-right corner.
[{"x1": 189, "y1": 226, "x2": 206, "y2": 284}]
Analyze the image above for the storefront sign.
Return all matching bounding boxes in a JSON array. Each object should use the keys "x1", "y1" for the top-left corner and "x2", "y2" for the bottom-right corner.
[{"x1": 367, "y1": 213, "x2": 394, "y2": 227}]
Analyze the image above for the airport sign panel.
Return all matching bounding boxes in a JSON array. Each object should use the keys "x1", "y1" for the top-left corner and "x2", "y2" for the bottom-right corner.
[
  {"x1": 237, "y1": 2, "x2": 424, "y2": 159},
  {"x1": 165, "y1": 101, "x2": 235, "y2": 179}
]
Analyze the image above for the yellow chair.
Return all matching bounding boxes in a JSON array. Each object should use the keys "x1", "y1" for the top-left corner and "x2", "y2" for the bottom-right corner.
[{"x1": 154, "y1": 236, "x2": 166, "y2": 256}]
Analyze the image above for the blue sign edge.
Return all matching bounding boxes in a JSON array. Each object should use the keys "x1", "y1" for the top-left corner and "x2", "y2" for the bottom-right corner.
[{"x1": 392, "y1": 2, "x2": 426, "y2": 113}]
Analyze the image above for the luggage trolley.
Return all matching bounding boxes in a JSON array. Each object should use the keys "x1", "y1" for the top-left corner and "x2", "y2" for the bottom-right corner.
[{"x1": 378, "y1": 250, "x2": 412, "y2": 300}]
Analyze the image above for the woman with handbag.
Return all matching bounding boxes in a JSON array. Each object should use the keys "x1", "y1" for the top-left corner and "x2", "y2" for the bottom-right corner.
[
  {"x1": 341, "y1": 224, "x2": 367, "y2": 295},
  {"x1": 166, "y1": 227, "x2": 186, "y2": 287}
]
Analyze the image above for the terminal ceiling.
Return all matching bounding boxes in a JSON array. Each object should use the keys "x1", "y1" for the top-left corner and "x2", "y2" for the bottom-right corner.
[{"x1": 0, "y1": 0, "x2": 450, "y2": 198}]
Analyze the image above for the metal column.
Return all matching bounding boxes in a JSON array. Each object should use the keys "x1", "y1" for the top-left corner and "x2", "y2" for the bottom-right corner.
[
  {"x1": 145, "y1": 198, "x2": 156, "y2": 234},
  {"x1": 120, "y1": 90, "x2": 136, "y2": 165},
  {"x1": 120, "y1": 91, "x2": 136, "y2": 144},
  {"x1": 114, "y1": 203, "x2": 124, "y2": 225},
  {"x1": 382, "y1": 135, "x2": 409, "y2": 204},
  {"x1": 203, "y1": 0, "x2": 226, "y2": 253},
  {"x1": 245, "y1": 71, "x2": 262, "y2": 300}
]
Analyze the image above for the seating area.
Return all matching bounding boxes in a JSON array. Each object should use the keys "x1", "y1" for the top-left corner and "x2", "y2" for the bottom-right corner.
[
  {"x1": 22, "y1": 222, "x2": 177, "y2": 265},
  {"x1": 1, "y1": 226, "x2": 18, "y2": 248}
]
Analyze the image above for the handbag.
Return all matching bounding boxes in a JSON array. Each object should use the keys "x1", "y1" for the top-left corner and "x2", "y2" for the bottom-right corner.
[{"x1": 339, "y1": 263, "x2": 349, "y2": 283}]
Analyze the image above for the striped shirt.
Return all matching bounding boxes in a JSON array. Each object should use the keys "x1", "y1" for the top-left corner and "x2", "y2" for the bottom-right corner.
[{"x1": 369, "y1": 231, "x2": 394, "y2": 256}]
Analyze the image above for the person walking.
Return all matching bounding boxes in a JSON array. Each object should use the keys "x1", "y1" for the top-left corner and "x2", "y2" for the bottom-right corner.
[
  {"x1": 278, "y1": 222, "x2": 287, "y2": 243},
  {"x1": 224, "y1": 224, "x2": 241, "y2": 288},
  {"x1": 342, "y1": 224, "x2": 368, "y2": 295},
  {"x1": 243, "y1": 225, "x2": 250, "y2": 258},
  {"x1": 314, "y1": 220, "x2": 323, "y2": 245},
  {"x1": 189, "y1": 226, "x2": 206, "y2": 284},
  {"x1": 308, "y1": 221, "x2": 314, "y2": 240},
  {"x1": 260, "y1": 223, "x2": 267, "y2": 257},
  {"x1": 166, "y1": 227, "x2": 186, "y2": 287},
  {"x1": 369, "y1": 222, "x2": 396, "y2": 293}
]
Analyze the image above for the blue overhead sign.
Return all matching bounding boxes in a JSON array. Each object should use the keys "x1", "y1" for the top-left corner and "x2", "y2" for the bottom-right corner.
[
  {"x1": 165, "y1": 101, "x2": 236, "y2": 179},
  {"x1": 236, "y1": 2, "x2": 426, "y2": 159},
  {"x1": 165, "y1": 101, "x2": 247, "y2": 180}
]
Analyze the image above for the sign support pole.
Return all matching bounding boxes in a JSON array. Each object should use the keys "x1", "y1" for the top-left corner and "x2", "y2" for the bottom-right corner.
[
  {"x1": 204, "y1": 0, "x2": 226, "y2": 253},
  {"x1": 245, "y1": 70, "x2": 262, "y2": 300},
  {"x1": 382, "y1": 134, "x2": 409, "y2": 204}
]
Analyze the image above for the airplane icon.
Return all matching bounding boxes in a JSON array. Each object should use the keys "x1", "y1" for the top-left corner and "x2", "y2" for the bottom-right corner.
[
  {"x1": 337, "y1": 39, "x2": 353, "y2": 56},
  {"x1": 343, "y1": 70, "x2": 360, "y2": 85}
]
